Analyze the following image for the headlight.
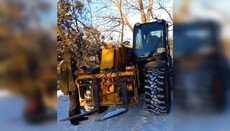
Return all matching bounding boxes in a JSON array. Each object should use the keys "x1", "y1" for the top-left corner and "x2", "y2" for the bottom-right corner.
[
  {"x1": 157, "y1": 48, "x2": 166, "y2": 53},
  {"x1": 85, "y1": 89, "x2": 92, "y2": 99}
]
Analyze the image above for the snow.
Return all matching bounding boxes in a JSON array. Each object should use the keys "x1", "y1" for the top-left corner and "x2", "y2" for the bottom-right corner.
[
  {"x1": 0, "y1": 89, "x2": 13, "y2": 98},
  {"x1": 174, "y1": 89, "x2": 230, "y2": 131},
  {"x1": 0, "y1": 91, "x2": 57, "y2": 131},
  {"x1": 1, "y1": 89, "x2": 229, "y2": 131},
  {"x1": 57, "y1": 93, "x2": 173, "y2": 131},
  {"x1": 96, "y1": 107, "x2": 127, "y2": 121},
  {"x1": 57, "y1": 90, "x2": 64, "y2": 97}
]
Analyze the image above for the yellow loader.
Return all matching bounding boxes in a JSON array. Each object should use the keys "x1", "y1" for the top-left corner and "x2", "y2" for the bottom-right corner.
[{"x1": 61, "y1": 20, "x2": 172, "y2": 122}]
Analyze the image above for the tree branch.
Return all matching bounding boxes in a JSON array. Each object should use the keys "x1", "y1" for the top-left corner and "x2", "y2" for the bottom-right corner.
[
  {"x1": 124, "y1": 0, "x2": 140, "y2": 10},
  {"x1": 146, "y1": 0, "x2": 153, "y2": 22},
  {"x1": 118, "y1": 0, "x2": 124, "y2": 42},
  {"x1": 109, "y1": 0, "x2": 133, "y2": 31},
  {"x1": 157, "y1": 0, "x2": 173, "y2": 22}
]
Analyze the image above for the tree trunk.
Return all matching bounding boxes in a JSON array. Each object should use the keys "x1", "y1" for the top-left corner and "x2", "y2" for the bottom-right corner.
[
  {"x1": 146, "y1": 0, "x2": 153, "y2": 22},
  {"x1": 122, "y1": 11, "x2": 133, "y2": 31},
  {"x1": 139, "y1": 0, "x2": 146, "y2": 23}
]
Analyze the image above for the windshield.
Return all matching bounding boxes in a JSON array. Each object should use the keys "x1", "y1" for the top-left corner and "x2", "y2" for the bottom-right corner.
[{"x1": 134, "y1": 23, "x2": 164, "y2": 57}]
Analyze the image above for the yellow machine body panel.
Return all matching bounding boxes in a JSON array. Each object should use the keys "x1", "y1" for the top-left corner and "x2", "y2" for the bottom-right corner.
[
  {"x1": 77, "y1": 71, "x2": 138, "y2": 106},
  {"x1": 100, "y1": 44, "x2": 130, "y2": 71},
  {"x1": 76, "y1": 44, "x2": 138, "y2": 108},
  {"x1": 101, "y1": 49, "x2": 114, "y2": 70},
  {"x1": 100, "y1": 82, "x2": 123, "y2": 105},
  {"x1": 77, "y1": 71, "x2": 135, "y2": 80}
]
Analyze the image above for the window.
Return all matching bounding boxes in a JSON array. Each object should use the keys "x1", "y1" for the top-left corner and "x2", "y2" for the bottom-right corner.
[{"x1": 136, "y1": 29, "x2": 143, "y2": 49}]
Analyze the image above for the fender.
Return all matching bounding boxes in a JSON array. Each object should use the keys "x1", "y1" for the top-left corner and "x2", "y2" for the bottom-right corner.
[{"x1": 144, "y1": 60, "x2": 167, "y2": 69}]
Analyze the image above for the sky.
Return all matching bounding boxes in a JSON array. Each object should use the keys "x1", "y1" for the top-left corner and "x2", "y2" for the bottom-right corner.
[{"x1": 40, "y1": 0, "x2": 57, "y2": 27}]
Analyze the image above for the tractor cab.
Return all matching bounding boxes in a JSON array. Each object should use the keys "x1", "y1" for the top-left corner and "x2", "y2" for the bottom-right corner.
[{"x1": 133, "y1": 20, "x2": 169, "y2": 60}]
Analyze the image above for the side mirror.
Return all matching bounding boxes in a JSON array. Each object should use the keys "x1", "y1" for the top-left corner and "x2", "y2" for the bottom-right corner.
[
  {"x1": 89, "y1": 56, "x2": 96, "y2": 62},
  {"x1": 123, "y1": 41, "x2": 130, "y2": 46}
]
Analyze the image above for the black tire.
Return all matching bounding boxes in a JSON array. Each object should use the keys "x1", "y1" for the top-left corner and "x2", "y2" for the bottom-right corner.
[
  {"x1": 144, "y1": 68, "x2": 171, "y2": 114},
  {"x1": 168, "y1": 58, "x2": 174, "y2": 89}
]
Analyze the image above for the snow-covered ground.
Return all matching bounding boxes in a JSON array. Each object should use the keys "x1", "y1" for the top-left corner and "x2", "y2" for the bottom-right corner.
[
  {"x1": 57, "y1": 90, "x2": 173, "y2": 131},
  {"x1": 0, "y1": 90, "x2": 57, "y2": 131},
  {"x1": 1, "y1": 89, "x2": 228, "y2": 131},
  {"x1": 174, "y1": 89, "x2": 230, "y2": 131}
]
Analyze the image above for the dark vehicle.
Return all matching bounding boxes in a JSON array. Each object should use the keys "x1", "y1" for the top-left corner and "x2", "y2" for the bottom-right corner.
[
  {"x1": 133, "y1": 19, "x2": 172, "y2": 114},
  {"x1": 173, "y1": 21, "x2": 226, "y2": 113}
]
